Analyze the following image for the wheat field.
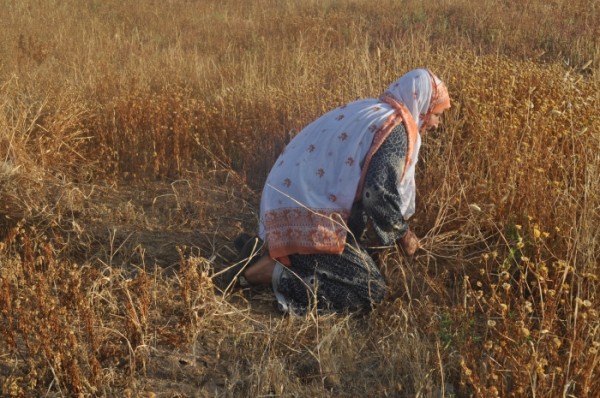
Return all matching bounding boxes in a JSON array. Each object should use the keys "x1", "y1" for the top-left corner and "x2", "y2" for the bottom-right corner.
[{"x1": 1, "y1": 0, "x2": 599, "y2": 396}]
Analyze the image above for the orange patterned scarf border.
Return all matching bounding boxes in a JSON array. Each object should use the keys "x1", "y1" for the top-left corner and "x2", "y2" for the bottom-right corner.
[{"x1": 264, "y1": 208, "x2": 350, "y2": 263}]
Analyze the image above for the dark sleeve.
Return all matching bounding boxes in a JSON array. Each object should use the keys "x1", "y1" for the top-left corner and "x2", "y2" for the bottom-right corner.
[{"x1": 360, "y1": 123, "x2": 409, "y2": 245}]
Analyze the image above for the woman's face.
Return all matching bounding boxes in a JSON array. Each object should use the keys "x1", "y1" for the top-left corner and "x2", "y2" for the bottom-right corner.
[{"x1": 421, "y1": 110, "x2": 445, "y2": 133}]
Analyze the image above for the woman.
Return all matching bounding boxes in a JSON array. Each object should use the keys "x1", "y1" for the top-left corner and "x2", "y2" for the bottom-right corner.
[{"x1": 223, "y1": 69, "x2": 450, "y2": 314}]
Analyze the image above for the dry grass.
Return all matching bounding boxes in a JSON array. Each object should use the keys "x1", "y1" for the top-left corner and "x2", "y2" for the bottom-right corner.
[{"x1": 1, "y1": 0, "x2": 599, "y2": 396}]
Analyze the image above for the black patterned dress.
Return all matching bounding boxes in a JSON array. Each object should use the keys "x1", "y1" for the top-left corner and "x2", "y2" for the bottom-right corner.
[{"x1": 273, "y1": 123, "x2": 410, "y2": 314}]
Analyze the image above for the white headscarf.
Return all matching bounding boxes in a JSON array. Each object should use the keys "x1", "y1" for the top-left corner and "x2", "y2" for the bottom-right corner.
[{"x1": 384, "y1": 69, "x2": 440, "y2": 218}]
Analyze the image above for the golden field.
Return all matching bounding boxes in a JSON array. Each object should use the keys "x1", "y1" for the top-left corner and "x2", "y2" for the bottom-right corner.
[{"x1": 0, "y1": 0, "x2": 599, "y2": 396}]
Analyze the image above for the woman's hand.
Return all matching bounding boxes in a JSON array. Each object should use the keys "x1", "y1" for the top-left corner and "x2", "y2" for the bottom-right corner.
[{"x1": 398, "y1": 229, "x2": 419, "y2": 256}]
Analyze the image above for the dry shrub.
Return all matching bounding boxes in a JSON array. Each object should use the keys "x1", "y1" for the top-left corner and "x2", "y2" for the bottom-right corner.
[
  {"x1": 88, "y1": 87, "x2": 290, "y2": 188},
  {"x1": 455, "y1": 220, "x2": 599, "y2": 397},
  {"x1": 419, "y1": 52, "x2": 600, "y2": 256},
  {"x1": 0, "y1": 77, "x2": 92, "y2": 227},
  {"x1": 413, "y1": 54, "x2": 600, "y2": 396},
  {"x1": 0, "y1": 226, "x2": 232, "y2": 396},
  {"x1": 0, "y1": 228, "x2": 103, "y2": 395}
]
